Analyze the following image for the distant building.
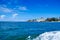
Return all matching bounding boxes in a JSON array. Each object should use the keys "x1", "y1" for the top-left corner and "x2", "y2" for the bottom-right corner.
[{"x1": 36, "y1": 17, "x2": 45, "y2": 22}]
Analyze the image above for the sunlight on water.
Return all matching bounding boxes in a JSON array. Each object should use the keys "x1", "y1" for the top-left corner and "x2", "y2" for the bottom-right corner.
[{"x1": 32, "y1": 31, "x2": 60, "y2": 40}]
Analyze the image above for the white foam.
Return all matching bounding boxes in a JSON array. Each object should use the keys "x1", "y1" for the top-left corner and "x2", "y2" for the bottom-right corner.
[
  {"x1": 33, "y1": 31, "x2": 60, "y2": 40},
  {"x1": 27, "y1": 36, "x2": 32, "y2": 40}
]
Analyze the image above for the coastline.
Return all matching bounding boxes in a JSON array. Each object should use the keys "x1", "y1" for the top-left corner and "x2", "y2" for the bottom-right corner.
[{"x1": 0, "y1": 21, "x2": 60, "y2": 22}]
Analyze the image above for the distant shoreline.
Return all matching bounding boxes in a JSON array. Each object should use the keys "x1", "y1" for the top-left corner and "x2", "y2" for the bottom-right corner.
[{"x1": 0, "y1": 21, "x2": 60, "y2": 22}]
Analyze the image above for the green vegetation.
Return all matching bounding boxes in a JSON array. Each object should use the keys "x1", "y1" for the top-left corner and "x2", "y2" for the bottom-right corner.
[{"x1": 45, "y1": 17, "x2": 59, "y2": 22}]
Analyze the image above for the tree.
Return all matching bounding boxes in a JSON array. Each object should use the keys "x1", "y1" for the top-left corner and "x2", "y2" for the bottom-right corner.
[
  {"x1": 27, "y1": 20, "x2": 32, "y2": 22},
  {"x1": 46, "y1": 17, "x2": 58, "y2": 21}
]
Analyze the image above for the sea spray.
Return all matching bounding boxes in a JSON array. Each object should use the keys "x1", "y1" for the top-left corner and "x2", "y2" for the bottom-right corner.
[
  {"x1": 26, "y1": 36, "x2": 32, "y2": 40},
  {"x1": 33, "y1": 31, "x2": 60, "y2": 40}
]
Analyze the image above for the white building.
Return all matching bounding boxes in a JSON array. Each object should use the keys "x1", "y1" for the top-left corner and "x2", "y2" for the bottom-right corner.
[{"x1": 36, "y1": 17, "x2": 45, "y2": 22}]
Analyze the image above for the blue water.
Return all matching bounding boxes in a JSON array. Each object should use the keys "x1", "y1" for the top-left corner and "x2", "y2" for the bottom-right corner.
[{"x1": 0, "y1": 22, "x2": 60, "y2": 40}]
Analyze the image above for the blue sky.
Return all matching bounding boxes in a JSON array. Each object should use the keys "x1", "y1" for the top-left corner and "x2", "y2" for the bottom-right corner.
[{"x1": 0, "y1": 0, "x2": 60, "y2": 21}]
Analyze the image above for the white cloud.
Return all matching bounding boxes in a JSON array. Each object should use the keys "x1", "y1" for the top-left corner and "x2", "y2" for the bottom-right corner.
[
  {"x1": 12, "y1": 13, "x2": 18, "y2": 18},
  {"x1": 0, "y1": 15, "x2": 6, "y2": 19},
  {"x1": 0, "y1": 5, "x2": 13, "y2": 13},
  {"x1": 0, "y1": 5, "x2": 28, "y2": 13},
  {"x1": 18, "y1": 6, "x2": 28, "y2": 10},
  {"x1": 0, "y1": 5, "x2": 28, "y2": 21},
  {"x1": 0, "y1": 7, "x2": 13, "y2": 13}
]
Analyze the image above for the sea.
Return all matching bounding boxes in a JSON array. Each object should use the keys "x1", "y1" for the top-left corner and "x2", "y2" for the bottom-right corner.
[{"x1": 0, "y1": 22, "x2": 60, "y2": 40}]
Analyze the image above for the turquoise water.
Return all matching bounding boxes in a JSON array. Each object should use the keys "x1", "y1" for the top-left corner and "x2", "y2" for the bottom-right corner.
[{"x1": 0, "y1": 22, "x2": 60, "y2": 40}]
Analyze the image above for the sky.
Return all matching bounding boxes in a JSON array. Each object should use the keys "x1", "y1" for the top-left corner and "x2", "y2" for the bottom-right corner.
[{"x1": 0, "y1": 0, "x2": 60, "y2": 21}]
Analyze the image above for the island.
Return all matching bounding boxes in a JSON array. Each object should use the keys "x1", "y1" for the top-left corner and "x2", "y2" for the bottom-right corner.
[{"x1": 27, "y1": 17, "x2": 60, "y2": 22}]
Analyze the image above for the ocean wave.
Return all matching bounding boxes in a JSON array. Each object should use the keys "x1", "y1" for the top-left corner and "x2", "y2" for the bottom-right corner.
[{"x1": 32, "y1": 31, "x2": 60, "y2": 40}]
